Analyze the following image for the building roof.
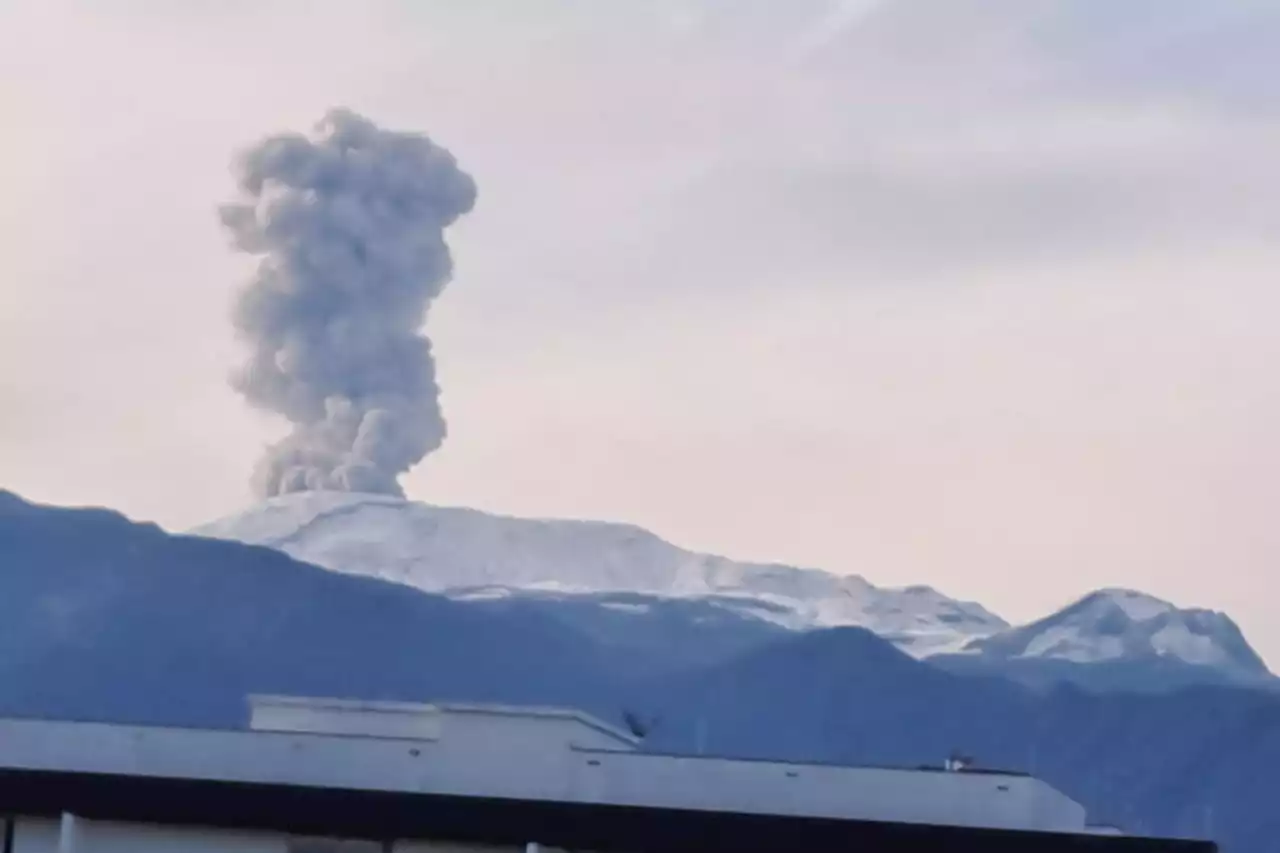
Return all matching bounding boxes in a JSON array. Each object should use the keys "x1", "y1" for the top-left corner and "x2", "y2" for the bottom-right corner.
[
  {"x1": 624, "y1": 747, "x2": 1031, "y2": 777},
  {"x1": 0, "y1": 700, "x2": 1216, "y2": 851},
  {"x1": 0, "y1": 765, "x2": 1216, "y2": 853},
  {"x1": 247, "y1": 694, "x2": 641, "y2": 747},
  {"x1": 247, "y1": 695, "x2": 1031, "y2": 775}
]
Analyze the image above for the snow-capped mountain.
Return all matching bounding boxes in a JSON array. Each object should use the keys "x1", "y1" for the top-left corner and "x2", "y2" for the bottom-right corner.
[
  {"x1": 945, "y1": 588, "x2": 1273, "y2": 690},
  {"x1": 194, "y1": 493, "x2": 1273, "y2": 687},
  {"x1": 11, "y1": 487, "x2": 1280, "y2": 850},
  {"x1": 192, "y1": 491, "x2": 1006, "y2": 657}
]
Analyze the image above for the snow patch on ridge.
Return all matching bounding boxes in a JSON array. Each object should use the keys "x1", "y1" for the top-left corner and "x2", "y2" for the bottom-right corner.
[{"x1": 193, "y1": 492, "x2": 1007, "y2": 659}]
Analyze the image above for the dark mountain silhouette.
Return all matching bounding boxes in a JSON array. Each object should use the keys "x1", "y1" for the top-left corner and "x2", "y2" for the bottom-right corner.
[
  {"x1": 3, "y1": 489, "x2": 1278, "y2": 850},
  {"x1": 0, "y1": 490, "x2": 624, "y2": 726}
]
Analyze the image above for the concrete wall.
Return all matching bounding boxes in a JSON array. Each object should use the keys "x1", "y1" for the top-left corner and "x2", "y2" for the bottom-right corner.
[
  {"x1": 434, "y1": 708, "x2": 634, "y2": 754},
  {"x1": 426, "y1": 711, "x2": 627, "y2": 800},
  {"x1": 8, "y1": 816, "x2": 537, "y2": 853},
  {"x1": 246, "y1": 698, "x2": 633, "y2": 802},
  {"x1": 248, "y1": 698, "x2": 633, "y2": 753},
  {"x1": 250, "y1": 697, "x2": 444, "y2": 742},
  {"x1": 12, "y1": 816, "x2": 284, "y2": 853}
]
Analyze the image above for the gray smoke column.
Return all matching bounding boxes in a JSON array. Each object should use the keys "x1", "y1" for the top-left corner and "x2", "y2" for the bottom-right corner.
[{"x1": 220, "y1": 108, "x2": 477, "y2": 498}]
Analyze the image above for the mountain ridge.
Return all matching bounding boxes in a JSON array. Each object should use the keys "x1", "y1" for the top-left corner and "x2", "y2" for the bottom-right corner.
[
  {"x1": 195, "y1": 491, "x2": 1272, "y2": 688},
  {"x1": 7, "y1": 486, "x2": 1280, "y2": 850},
  {"x1": 194, "y1": 491, "x2": 1007, "y2": 658},
  {"x1": 940, "y1": 587, "x2": 1273, "y2": 692}
]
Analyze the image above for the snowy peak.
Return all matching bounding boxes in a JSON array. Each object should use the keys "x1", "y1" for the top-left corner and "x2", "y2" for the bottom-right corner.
[
  {"x1": 966, "y1": 588, "x2": 1271, "y2": 683},
  {"x1": 194, "y1": 494, "x2": 1270, "y2": 686},
  {"x1": 192, "y1": 492, "x2": 1007, "y2": 658},
  {"x1": 195, "y1": 491, "x2": 744, "y2": 595},
  {"x1": 1085, "y1": 588, "x2": 1178, "y2": 623}
]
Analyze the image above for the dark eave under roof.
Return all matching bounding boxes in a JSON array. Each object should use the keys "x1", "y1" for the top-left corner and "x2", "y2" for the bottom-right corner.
[{"x1": 0, "y1": 767, "x2": 1216, "y2": 853}]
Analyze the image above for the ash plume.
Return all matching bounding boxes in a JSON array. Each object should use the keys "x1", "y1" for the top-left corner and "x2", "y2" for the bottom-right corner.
[{"x1": 221, "y1": 109, "x2": 477, "y2": 498}]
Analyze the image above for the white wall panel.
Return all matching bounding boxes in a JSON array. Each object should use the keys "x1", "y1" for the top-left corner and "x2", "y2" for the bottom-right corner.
[
  {"x1": 12, "y1": 817, "x2": 284, "y2": 853},
  {"x1": 12, "y1": 817, "x2": 58, "y2": 853}
]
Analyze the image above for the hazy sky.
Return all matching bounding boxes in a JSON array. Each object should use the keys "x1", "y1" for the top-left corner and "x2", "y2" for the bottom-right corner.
[{"x1": 4, "y1": 1, "x2": 1280, "y2": 662}]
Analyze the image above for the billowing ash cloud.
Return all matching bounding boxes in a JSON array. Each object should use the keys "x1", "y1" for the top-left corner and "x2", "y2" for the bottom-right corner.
[{"x1": 220, "y1": 108, "x2": 477, "y2": 498}]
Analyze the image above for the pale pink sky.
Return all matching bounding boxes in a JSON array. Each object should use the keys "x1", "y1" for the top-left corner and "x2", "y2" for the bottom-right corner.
[{"x1": 3, "y1": 1, "x2": 1280, "y2": 662}]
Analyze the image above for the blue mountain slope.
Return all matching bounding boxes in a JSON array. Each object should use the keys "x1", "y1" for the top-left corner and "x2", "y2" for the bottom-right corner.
[
  {"x1": 453, "y1": 589, "x2": 788, "y2": 677},
  {"x1": 4, "y1": 488, "x2": 1280, "y2": 851},
  {"x1": 639, "y1": 626, "x2": 1033, "y2": 767},
  {"x1": 934, "y1": 653, "x2": 1279, "y2": 695},
  {"x1": 0, "y1": 490, "x2": 624, "y2": 725},
  {"x1": 639, "y1": 626, "x2": 1280, "y2": 851}
]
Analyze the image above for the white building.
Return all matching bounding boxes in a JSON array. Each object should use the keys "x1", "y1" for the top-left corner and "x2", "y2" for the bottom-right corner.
[{"x1": 0, "y1": 696, "x2": 1215, "y2": 853}]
